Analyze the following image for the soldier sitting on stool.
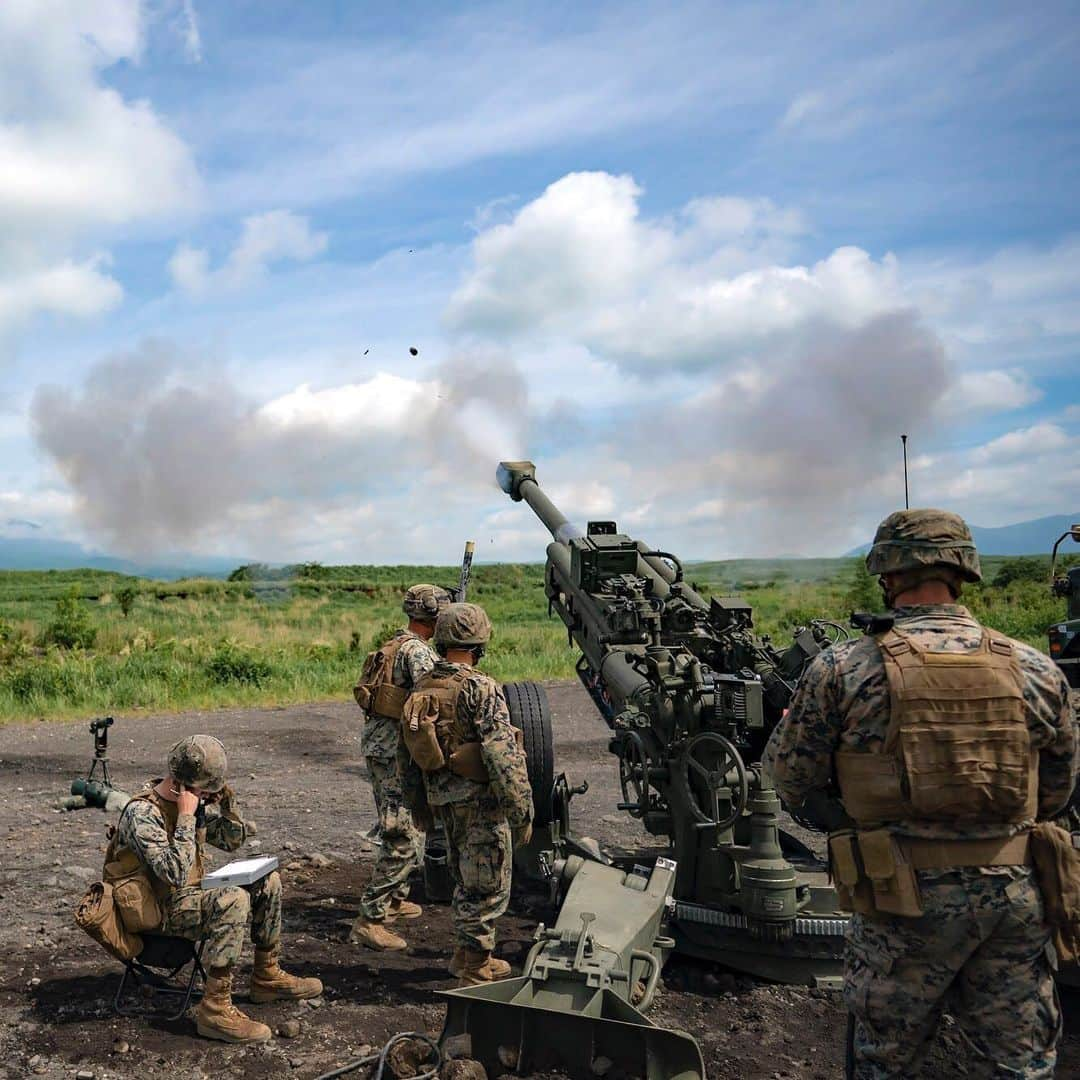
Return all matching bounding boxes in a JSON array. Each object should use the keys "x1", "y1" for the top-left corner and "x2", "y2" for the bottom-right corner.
[{"x1": 110, "y1": 735, "x2": 322, "y2": 1043}]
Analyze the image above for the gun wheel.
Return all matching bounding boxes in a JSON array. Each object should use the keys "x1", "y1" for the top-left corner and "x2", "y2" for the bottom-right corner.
[
  {"x1": 503, "y1": 681, "x2": 555, "y2": 827},
  {"x1": 677, "y1": 732, "x2": 748, "y2": 830},
  {"x1": 617, "y1": 731, "x2": 651, "y2": 819}
]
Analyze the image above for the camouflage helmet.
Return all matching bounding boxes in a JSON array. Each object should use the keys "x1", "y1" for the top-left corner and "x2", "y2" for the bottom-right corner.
[
  {"x1": 402, "y1": 583, "x2": 451, "y2": 622},
  {"x1": 865, "y1": 509, "x2": 982, "y2": 583},
  {"x1": 167, "y1": 734, "x2": 227, "y2": 793},
  {"x1": 434, "y1": 602, "x2": 493, "y2": 648}
]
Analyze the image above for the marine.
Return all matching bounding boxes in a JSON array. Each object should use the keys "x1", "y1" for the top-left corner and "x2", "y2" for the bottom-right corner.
[
  {"x1": 350, "y1": 583, "x2": 451, "y2": 951},
  {"x1": 398, "y1": 601, "x2": 533, "y2": 985},
  {"x1": 764, "y1": 509, "x2": 1078, "y2": 1079},
  {"x1": 110, "y1": 735, "x2": 322, "y2": 1043}
]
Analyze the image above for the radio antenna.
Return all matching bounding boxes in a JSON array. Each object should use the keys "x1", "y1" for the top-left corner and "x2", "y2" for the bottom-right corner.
[{"x1": 901, "y1": 434, "x2": 910, "y2": 509}]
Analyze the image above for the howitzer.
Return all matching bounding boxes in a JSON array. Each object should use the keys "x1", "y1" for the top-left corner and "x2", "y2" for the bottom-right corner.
[{"x1": 496, "y1": 460, "x2": 849, "y2": 983}]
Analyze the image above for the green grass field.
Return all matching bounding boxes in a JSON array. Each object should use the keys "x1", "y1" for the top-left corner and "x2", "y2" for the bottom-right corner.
[{"x1": 0, "y1": 554, "x2": 1071, "y2": 722}]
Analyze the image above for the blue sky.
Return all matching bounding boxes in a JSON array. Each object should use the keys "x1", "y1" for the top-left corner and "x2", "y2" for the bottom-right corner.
[{"x1": 1, "y1": 1, "x2": 1078, "y2": 563}]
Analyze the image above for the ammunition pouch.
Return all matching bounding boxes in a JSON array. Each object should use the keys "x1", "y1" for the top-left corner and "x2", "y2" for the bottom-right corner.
[
  {"x1": 75, "y1": 881, "x2": 144, "y2": 962},
  {"x1": 828, "y1": 831, "x2": 876, "y2": 915},
  {"x1": 448, "y1": 741, "x2": 489, "y2": 782},
  {"x1": 830, "y1": 828, "x2": 1033, "y2": 919},
  {"x1": 105, "y1": 860, "x2": 163, "y2": 933},
  {"x1": 401, "y1": 694, "x2": 447, "y2": 772},
  {"x1": 829, "y1": 829, "x2": 923, "y2": 918},
  {"x1": 448, "y1": 727, "x2": 526, "y2": 783},
  {"x1": 1030, "y1": 822, "x2": 1080, "y2": 964},
  {"x1": 372, "y1": 682, "x2": 409, "y2": 721}
]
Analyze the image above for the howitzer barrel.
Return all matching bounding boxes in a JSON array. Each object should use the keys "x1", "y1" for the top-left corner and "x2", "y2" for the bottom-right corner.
[{"x1": 497, "y1": 461, "x2": 585, "y2": 544}]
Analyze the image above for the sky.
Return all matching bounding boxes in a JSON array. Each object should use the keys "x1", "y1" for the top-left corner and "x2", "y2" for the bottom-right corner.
[{"x1": 1, "y1": 0, "x2": 1079, "y2": 564}]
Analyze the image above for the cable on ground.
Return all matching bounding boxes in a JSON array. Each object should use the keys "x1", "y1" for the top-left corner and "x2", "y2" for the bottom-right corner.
[{"x1": 313, "y1": 1030, "x2": 442, "y2": 1080}]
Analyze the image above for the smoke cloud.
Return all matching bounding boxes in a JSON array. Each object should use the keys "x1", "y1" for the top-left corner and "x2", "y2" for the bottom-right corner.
[
  {"x1": 450, "y1": 172, "x2": 955, "y2": 555},
  {"x1": 30, "y1": 340, "x2": 529, "y2": 557}
]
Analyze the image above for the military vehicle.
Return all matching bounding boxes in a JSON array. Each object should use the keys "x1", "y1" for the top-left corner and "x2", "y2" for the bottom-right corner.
[{"x1": 1049, "y1": 524, "x2": 1080, "y2": 689}]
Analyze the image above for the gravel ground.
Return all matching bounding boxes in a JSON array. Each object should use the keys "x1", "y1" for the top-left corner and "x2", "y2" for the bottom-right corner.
[{"x1": 0, "y1": 683, "x2": 1076, "y2": 1080}]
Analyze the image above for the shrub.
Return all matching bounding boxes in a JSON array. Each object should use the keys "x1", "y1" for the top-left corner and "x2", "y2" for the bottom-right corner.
[
  {"x1": 366, "y1": 619, "x2": 403, "y2": 655},
  {"x1": 205, "y1": 642, "x2": 273, "y2": 686},
  {"x1": 6, "y1": 661, "x2": 79, "y2": 703},
  {"x1": 43, "y1": 588, "x2": 96, "y2": 650},
  {"x1": 116, "y1": 584, "x2": 138, "y2": 617},
  {"x1": 843, "y1": 557, "x2": 881, "y2": 614},
  {"x1": 993, "y1": 557, "x2": 1046, "y2": 588}
]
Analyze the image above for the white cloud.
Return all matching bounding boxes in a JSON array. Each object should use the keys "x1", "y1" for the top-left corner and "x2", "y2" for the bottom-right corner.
[
  {"x1": 447, "y1": 172, "x2": 906, "y2": 370},
  {"x1": 0, "y1": 2, "x2": 196, "y2": 239},
  {"x1": 166, "y1": 244, "x2": 210, "y2": 296},
  {"x1": 781, "y1": 91, "x2": 826, "y2": 129},
  {"x1": 0, "y1": 257, "x2": 123, "y2": 331},
  {"x1": 937, "y1": 368, "x2": 1042, "y2": 417},
  {"x1": 904, "y1": 236, "x2": 1080, "y2": 369},
  {"x1": 445, "y1": 171, "x2": 951, "y2": 556},
  {"x1": 0, "y1": 2, "x2": 197, "y2": 347},
  {"x1": 971, "y1": 422, "x2": 1070, "y2": 465},
  {"x1": 169, "y1": 210, "x2": 328, "y2": 296},
  {"x1": 259, "y1": 374, "x2": 434, "y2": 432},
  {"x1": 177, "y1": 0, "x2": 202, "y2": 62},
  {"x1": 914, "y1": 424, "x2": 1080, "y2": 527},
  {"x1": 0, "y1": 487, "x2": 79, "y2": 538}
]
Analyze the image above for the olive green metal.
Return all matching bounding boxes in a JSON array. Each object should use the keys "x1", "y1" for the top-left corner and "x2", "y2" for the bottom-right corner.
[
  {"x1": 68, "y1": 777, "x2": 131, "y2": 813},
  {"x1": 1049, "y1": 525, "x2": 1080, "y2": 689},
  {"x1": 441, "y1": 856, "x2": 705, "y2": 1080},
  {"x1": 497, "y1": 460, "x2": 849, "y2": 984}
]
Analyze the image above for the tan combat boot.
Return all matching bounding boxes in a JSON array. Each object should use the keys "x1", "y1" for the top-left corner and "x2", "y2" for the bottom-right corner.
[
  {"x1": 250, "y1": 946, "x2": 324, "y2": 1003},
  {"x1": 449, "y1": 947, "x2": 512, "y2": 985},
  {"x1": 194, "y1": 967, "x2": 272, "y2": 1044},
  {"x1": 349, "y1": 916, "x2": 407, "y2": 951},
  {"x1": 387, "y1": 898, "x2": 423, "y2": 921}
]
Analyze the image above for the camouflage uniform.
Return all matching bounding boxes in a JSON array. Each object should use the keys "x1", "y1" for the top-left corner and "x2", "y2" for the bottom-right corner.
[
  {"x1": 359, "y1": 629, "x2": 436, "y2": 920},
  {"x1": 764, "y1": 605, "x2": 1077, "y2": 1079},
  {"x1": 399, "y1": 660, "x2": 532, "y2": 951},
  {"x1": 117, "y1": 783, "x2": 282, "y2": 969}
]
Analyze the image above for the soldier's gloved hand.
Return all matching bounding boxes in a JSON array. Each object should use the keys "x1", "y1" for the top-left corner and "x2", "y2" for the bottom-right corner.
[
  {"x1": 512, "y1": 821, "x2": 533, "y2": 849},
  {"x1": 412, "y1": 806, "x2": 435, "y2": 833},
  {"x1": 216, "y1": 782, "x2": 237, "y2": 812}
]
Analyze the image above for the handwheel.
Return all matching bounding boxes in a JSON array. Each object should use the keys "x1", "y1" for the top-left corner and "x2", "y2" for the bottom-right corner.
[
  {"x1": 617, "y1": 730, "x2": 651, "y2": 819},
  {"x1": 677, "y1": 731, "x2": 748, "y2": 830}
]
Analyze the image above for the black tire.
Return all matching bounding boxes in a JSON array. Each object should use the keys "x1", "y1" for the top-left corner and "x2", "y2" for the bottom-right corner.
[{"x1": 503, "y1": 680, "x2": 555, "y2": 827}]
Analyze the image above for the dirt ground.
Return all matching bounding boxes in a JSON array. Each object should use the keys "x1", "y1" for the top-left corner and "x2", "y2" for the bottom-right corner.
[{"x1": 0, "y1": 683, "x2": 1077, "y2": 1080}]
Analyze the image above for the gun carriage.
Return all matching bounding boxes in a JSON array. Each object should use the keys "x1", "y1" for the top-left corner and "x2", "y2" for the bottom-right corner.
[{"x1": 495, "y1": 460, "x2": 850, "y2": 983}]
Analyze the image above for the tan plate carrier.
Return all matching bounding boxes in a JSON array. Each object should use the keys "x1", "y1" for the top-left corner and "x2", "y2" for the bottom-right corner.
[{"x1": 830, "y1": 627, "x2": 1035, "y2": 917}]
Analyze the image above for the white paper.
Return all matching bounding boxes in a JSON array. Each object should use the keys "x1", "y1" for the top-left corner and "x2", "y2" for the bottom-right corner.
[{"x1": 201, "y1": 855, "x2": 279, "y2": 889}]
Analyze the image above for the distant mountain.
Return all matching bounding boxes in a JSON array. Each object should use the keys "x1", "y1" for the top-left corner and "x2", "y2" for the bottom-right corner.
[
  {"x1": 0, "y1": 535, "x2": 242, "y2": 579},
  {"x1": 847, "y1": 513, "x2": 1080, "y2": 557}
]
